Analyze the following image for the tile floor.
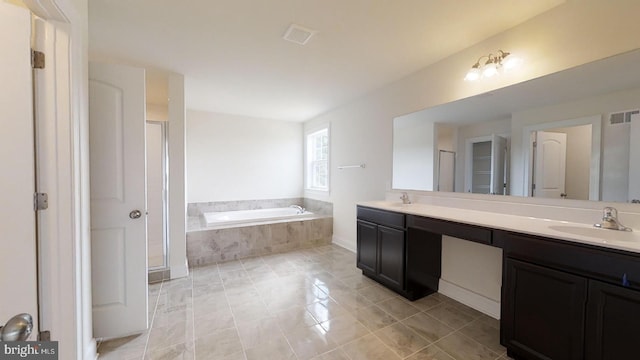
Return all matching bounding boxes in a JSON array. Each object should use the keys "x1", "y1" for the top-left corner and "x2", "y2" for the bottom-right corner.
[{"x1": 98, "y1": 245, "x2": 514, "y2": 360}]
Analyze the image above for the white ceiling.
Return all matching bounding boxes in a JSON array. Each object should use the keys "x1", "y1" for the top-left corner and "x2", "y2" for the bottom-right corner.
[{"x1": 89, "y1": 0, "x2": 564, "y2": 122}]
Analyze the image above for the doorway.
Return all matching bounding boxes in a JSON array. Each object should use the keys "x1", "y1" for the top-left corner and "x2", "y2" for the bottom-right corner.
[
  {"x1": 146, "y1": 121, "x2": 169, "y2": 279},
  {"x1": 523, "y1": 115, "x2": 602, "y2": 201}
]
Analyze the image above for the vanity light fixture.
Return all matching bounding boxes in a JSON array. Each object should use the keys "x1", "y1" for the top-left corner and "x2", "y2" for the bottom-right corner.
[{"x1": 464, "y1": 50, "x2": 522, "y2": 81}]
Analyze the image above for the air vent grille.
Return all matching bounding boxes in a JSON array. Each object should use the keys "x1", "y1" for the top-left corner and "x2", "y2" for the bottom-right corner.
[
  {"x1": 609, "y1": 109, "x2": 639, "y2": 125},
  {"x1": 283, "y1": 24, "x2": 317, "y2": 45}
]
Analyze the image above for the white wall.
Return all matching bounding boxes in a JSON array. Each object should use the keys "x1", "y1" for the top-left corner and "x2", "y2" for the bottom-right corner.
[
  {"x1": 187, "y1": 110, "x2": 303, "y2": 203},
  {"x1": 304, "y1": 1, "x2": 640, "y2": 305},
  {"x1": 392, "y1": 119, "x2": 435, "y2": 191}
]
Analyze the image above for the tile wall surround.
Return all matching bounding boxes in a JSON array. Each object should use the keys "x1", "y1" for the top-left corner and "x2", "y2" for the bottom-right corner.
[
  {"x1": 187, "y1": 217, "x2": 333, "y2": 266},
  {"x1": 386, "y1": 191, "x2": 640, "y2": 230},
  {"x1": 187, "y1": 197, "x2": 333, "y2": 217},
  {"x1": 186, "y1": 198, "x2": 334, "y2": 266}
]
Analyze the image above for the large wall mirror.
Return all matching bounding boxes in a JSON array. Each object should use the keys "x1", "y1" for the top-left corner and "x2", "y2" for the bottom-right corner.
[{"x1": 392, "y1": 48, "x2": 640, "y2": 203}]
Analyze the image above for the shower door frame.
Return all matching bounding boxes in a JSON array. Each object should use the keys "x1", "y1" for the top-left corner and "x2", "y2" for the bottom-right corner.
[{"x1": 147, "y1": 120, "x2": 169, "y2": 271}]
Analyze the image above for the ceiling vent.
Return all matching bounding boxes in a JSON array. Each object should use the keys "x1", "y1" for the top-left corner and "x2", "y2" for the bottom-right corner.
[
  {"x1": 283, "y1": 24, "x2": 317, "y2": 45},
  {"x1": 608, "y1": 109, "x2": 639, "y2": 125}
]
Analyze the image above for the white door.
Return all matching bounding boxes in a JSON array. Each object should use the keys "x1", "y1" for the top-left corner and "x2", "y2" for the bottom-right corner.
[
  {"x1": 89, "y1": 62, "x2": 148, "y2": 338},
  {"x1": 629, "y1": 113, "x2": 640, "y2": 203},
  {"x1": 490, "y1": 135, "x2": 507, "y2": 195},
  {"x1": 533, "y1": 131, "x2": 567, "y2": 198},
  {"x1": 0, "y1": 3, "x2": 39, "y2": 336}
]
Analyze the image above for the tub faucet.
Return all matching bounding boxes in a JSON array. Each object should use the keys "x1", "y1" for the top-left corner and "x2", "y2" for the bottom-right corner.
[
  {"x1": 400, "y1": 192, "x2": 411, "y2": 204},
  {"x1": 289, "y1": 205, "x2": 305, "y2": 214},
  {"x1": 594, "y1": 207, "x2": 632, "y2": 231}
]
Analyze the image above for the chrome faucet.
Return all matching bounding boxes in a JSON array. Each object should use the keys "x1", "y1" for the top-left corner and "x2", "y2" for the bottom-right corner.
[
  {"x1": 400, "y1": 192, "x2": 411, "y2": 204},
  {"x1": 594, "y1": 207, "x2": 632, "y2": 231},
  {"x1": 289, "y1": 205, "x2": 305, "y2": 214}
]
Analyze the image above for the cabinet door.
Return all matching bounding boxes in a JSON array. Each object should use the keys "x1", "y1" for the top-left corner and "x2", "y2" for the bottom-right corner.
[
  {"x1": 586, "y1": 280, "x2": 640, "y2": 360},
  {"x1": 503, "y1": 258, "x2": 587, "y2": 360},
  {"x1": 377, "y1": 225, "x2": 405, "y2": 291},
  {"x1": 357, "y1": 220, "x2": 378, "y2": 273}
]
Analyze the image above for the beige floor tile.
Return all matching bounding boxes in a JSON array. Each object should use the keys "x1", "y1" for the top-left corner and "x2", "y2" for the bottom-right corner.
[
  {"x1": 375, "y1": 322, "x2": 431, "y2": 357},
  {"x1": 285, "y1": 323, "x2": 338, "y2": 360},
  {"x1": 311, "y1": 348, "x2": 351, "y2": 360},
  {"x1": 402, "y1": 312, "x2": 454, "y2": 343},
  {"x1": 318, "y1": 314, "x2": 369, "y2": 345},
  {"x1": 328, "y1": 289, "x2": 374, "y2": 311},
  {"x1": 406, "y1": 344, "x2": 457, "y2": 360},
  {"x1": 410, "y1": 294, "x2": 443, "y2": 311},
  {"x1": 352, "y1": 304, "x2": 397, "y2": 331},
  {"x1": 306, "y1": 299, "x2": 349, "y2": 323},
  {"x1": 194, "y1": 328, "x2": 243, "y2": 359},
  {"x1": 146, "y1": 311, "x2": 194, "y2": 352},
  {"x1": 144, "y1": 342, "x2": 194, "y2": 360},
  {"x1": 357, "y1": 284, "x2": 397, "y2": 303},
  {"x1": 236, "y1": 316, "x2": 282, "y2": 349},
  {"x1": 435, "y1": 332, "x2": 500, "y2": 360},
  {"x1": 339, "y1": 274, "x2": 377, "y2": 290},
  {"x1": 342, "y1": 333, "x2": 402, "y2": 360},
  {"x1": 217, "y1": 260, "x2": 244, "y2": 273},
  {"x1": 459, "y1": 319, "x2": 506, "y2": 355},
  {"x1": 103, "y1": 245, "x2": 512, "y2": 360},
  {"x1": 244, "y1": 335, "x2": 296, "y2": 360},
  {"x1": 229, "y1": 298, "x2": 271, "y2": 322},
  {"x1": 426, "y1": 303, "x2": 478, "y2": 330},
  {"x1": 274, "y1": 305, "x2": 319, "y2": 334},
  {"x1": 193, "y1": 308, "x2": 235, "y2": 338},
  {"x1": 377, "y1": 296, "x2": 422, "y2": 321}
]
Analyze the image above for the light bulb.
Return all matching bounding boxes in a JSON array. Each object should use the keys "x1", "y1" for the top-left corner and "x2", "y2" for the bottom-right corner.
[
  {"x1": 464, "y1": 67, "x2": 481, "y2": 81},
  {"x1": 482, "y1": 62, "x2": 498, "y2": 77},
  {"x1": 502, "y1": 55, "x2": 522, "y2": 70}
]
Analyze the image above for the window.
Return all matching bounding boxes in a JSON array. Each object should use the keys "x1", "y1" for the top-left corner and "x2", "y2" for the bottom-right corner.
[{"x1": 306, "y1": 127, "x2": 329, "y2": 191}]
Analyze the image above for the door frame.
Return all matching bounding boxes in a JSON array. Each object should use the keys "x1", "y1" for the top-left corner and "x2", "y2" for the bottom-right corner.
[
  {"x1": 24, "y1": 0, "x2": 96, "y2": 359},
  {"x1": 146, "y1": 120, "x2": 169, "y2": 270},
  {"x1": 522, "y1": 115, "x2": 602, "y2": 201}
]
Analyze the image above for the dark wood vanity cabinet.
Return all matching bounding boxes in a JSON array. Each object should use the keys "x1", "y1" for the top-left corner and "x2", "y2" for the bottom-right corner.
[
  {"x1": 502, "y1": 258, "x2": 588, "y2": 360},
  {"x1": 356, "y1": 206, "x2": 432, "y2": 299},
  {"x1": 356, "y1": 206, "x2": 406, "y2": 292},
  {"x1": 499, "y1": 230, "x2": 640, "y2": 360},
  {"x1": 357, "y1": 205, "x2": 640, "y2": 360},
  {"x1": 585, "y1": 280, "x2": 640, "y2": 360}
]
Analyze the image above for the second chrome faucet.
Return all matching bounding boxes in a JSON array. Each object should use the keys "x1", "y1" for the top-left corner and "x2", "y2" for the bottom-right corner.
[{"x1": 594, "y1": 207, "x2": 632, "y2": 231}]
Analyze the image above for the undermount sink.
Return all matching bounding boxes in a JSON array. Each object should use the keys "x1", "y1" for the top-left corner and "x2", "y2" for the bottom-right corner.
[{"x1": 548, "y1": 224, "x2": 637, "y2": 243}]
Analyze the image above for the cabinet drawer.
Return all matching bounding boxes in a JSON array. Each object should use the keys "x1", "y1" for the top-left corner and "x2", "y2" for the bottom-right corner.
[
  {"x1": 357, "y1": 206, "x2": 405, "y2": 229},
  {"x1": 407, "y1": 215, "x2": 492, "y2": 245},
  {"x1": 498, "y1": 230, "x2": 640, "y2": 292}
]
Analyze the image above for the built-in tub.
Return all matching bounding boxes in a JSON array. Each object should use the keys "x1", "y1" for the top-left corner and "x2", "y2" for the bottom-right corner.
[
  {"x1": 187, "y1": 206, "x2": 332, "y2": 266},
  {"x1": 203, "y1": 207, "x2": 315, "y2": 227}
]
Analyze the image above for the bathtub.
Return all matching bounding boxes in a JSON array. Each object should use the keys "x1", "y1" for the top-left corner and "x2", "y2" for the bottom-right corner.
[{"x1": 203, "y1": 207, "x2": 314, "y2": 227}]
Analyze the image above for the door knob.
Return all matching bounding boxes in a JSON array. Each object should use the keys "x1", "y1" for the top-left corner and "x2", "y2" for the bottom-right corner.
[
  {"x1": 0, "y1": 313, "x2": 33, "y2": 341},
  {"x1": 129, "y1": 210, "x2": 142, "y2": 219}
]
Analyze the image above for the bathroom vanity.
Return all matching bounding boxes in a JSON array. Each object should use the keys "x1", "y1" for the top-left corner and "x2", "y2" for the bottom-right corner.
[{"x1": 356, "y1": 201, "x2": 640, "y2": 360}]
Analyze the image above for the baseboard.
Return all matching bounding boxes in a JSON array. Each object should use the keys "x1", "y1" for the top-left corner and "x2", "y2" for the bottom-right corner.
[
  {"x1": 438, "y1": 279, "x2": 500, "y2": 319},
  {"x1": 170, "y1": 260, "x2": 189, "y2": 279},
  {"x1": 332, "y1": 235, "x2": 355, "y2": 253}
]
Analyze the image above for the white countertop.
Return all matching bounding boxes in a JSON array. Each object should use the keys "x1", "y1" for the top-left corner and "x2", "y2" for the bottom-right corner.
[{"x1": 358, "y1": 201, "x2": 640, "y2": 254}]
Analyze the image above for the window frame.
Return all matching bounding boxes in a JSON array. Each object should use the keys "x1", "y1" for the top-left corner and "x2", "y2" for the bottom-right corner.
[{"x1": 305, "y1": 125, "x2": 330, "y2": 192}]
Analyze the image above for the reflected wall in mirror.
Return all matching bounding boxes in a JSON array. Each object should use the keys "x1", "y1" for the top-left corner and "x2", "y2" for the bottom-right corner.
[{"x1": 392, "y1": 48, "x2": 640, "y2": 203}]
